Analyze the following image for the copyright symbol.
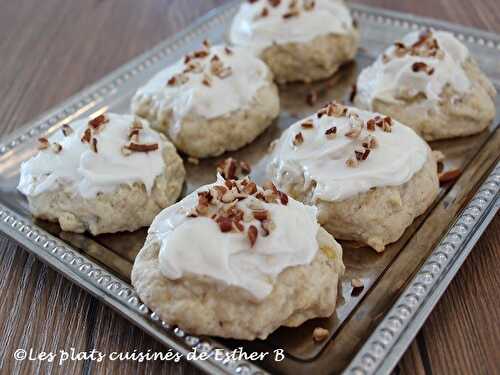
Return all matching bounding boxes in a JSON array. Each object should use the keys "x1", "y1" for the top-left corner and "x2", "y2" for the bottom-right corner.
[{"x1": 14, "y1": 349, "x2": 27, "y2": 361}]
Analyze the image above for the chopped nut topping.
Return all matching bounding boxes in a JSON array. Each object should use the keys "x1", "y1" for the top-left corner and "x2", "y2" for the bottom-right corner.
[
  {"x1": 439, "y1": 169, "x2": 461, "y2": 185},
  {"x1": 210, "y1": 56, "x2": 232, "y2": 79},
  {"x1": 301, "y1": 121, "x2": 314, "y2": 129},
  {"x1": 243, "y1": 181, "x2": 257, "y2": 195},
  {"x1": 217, "y1": 217, "x2": 233, "y2": 232},
  {"x1": 167, "y1": 73, "x2": 189, "y2": 86},
  {"x1": 253, "y1": 210, "x2": 268, "y2": 221},
  {"x1": 193, "y1": 50, "x2": 209, "y2": 59},
  {"x1": 202, "y1": 39, "x2": 211, "y2": 49},
  {"x1": 306, "y1": 90, "x2": 318, "y2": 106},
  {"x1": 293, "y1": 132, "x2": 304, "y2": 146},
  {"x1": 88, "y1": 114, "x2": 109, "y2": 131},
  {"x1": 412, "y1": 61, "x2": 435, "y2": 75},
  {"x1": 362, "y1": 135, "x2": 378, "y2": 149},
  {"x1": 81, "y1": 128, "x2": 92, "y2": 143},
  {"x1": 382, "y1": 116, "x2": 392, "y2": 132},
  {"x1": 351, "y1": 278, "x2": 364, "y2": 288},
  {"x1": 351, "y1": 278, "x2": 364, "y2": 296},
  {"x1": 268, "y1": 0, "x2": 280, "y2": 6},
  {"x1": 248, "y1": 225, "x2": 258, "y2": 247},
  {"x1": 91, "y1": 138, "x2": 98, "y2": 153},
  {"x1": 389, "y1": 31, "x2": 442, "y2": 62},
  {"x1": 183, "y1": 61, "x2": 203, "y2": 74},
  {"x1": 124, "y1": 142, "x2": 159, "y2": 152},
  {"x1": 346, "y1": 157, "x2": 359, "y2": 168},
  {"x1": 260, "y1": 7, "x2": 269, "y2": 17},
  {"x1": 312, "y1": 327, "x2": 329, "y2": 342},
  {"x1": 323, "y1": 102, "x2": 347, "y2": 117},
  {"x1": 186, "y1": 177, "x2": 287, "y2": 245},
  {"x1": 51, "y1": 142, "x2": 62, "y2": 154},
  {"x1": 37, "y1": 137, "x2": 49, "y2": 150},
  {"x1": 62, "y1": 124, "x2": 73, "y2": 137},
  {"x1": 325, "y1": 126, "x2": 337, "y2": 139},
  {"x1": 128, "y1": 128, "x2": 140, "y2": 143},
  {"x1": 224, "y1": 47, "x2": 233, "y2": 55},
  {"x1": 355, "y1": 148, "x2": 370, "y2": 161},
  {"x1": 283, "y1": 10, "x2": 299, "y2": 19},
  {"x1": 217, "y1": 157, "x2": 252, "y2": 180},
  {"x1": 278, "y1": 191, "x2": 288, "y2": 205},
  {"x1": 366, "y1": 118, "x2": 376, "y2": 131}
]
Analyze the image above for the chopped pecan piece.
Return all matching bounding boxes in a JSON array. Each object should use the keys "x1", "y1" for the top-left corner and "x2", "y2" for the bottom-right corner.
[
  {"x1": 439, "y1": 169, "x2": 461, "y2": 184},
  {"x1": 128, "y1": 128, "x2": 140, "y2": 142},
  {"x1": 51, "y1": 142, "x2": 62, "y2": 154},
  {"x1": 283, "y1": 10, "x2": 299, "y2": 19},
  {"x1": 243, "y1": 181, "x2": 257, "y2": 195},
  {"x1": 125, "y1": 143, "x2": 159, "y2": 152},
  {"x1": 355, "y1": 148, "x2": 370, "y2": 161},
  {"x1": 312, "y1": 327, "x2": 329, "y2": 342},
  {"x1": 351, "y1": 278, "x2": 364, "y2": 295},
  {"x1": 412, "y1": 61, "x2": 434, "y2": 75},
  {"x1": 252, "y1": 210, "x2": 268, "y2": 221},
  {"x1": 366, "y1": 118, "x2": 376, "y2": 131},
  {"x1": 37, "y1": 137, "x2": 49, "y2": 150},
  {"x1": 325, "y1": 126, "x2": 337, "y2": 139},
  {"x1": 193, "y1": 50, "x2": 209, "y2": 59},
  {"x1": 301, "y1": 121, "x2": 314, "y2": 129},
  {"x1": 88, "y1": 114, "x2": 109, "y2": 131},
  {"x1": 62, "y1": 124, "x2": 73, "y2": 137},
  {"x1": 81, "y1": 128, "x2": 92, "y2": 143},
  {"x1": 293, "y1": 132, "x2": 304, "y2": 146},
  {"x1": 91, "y1": 138, "x2": 98, "y2": 153},
  {"x1": 217, "y1": 217, "x2": 233, "y2": 232},
  {"x1": 278, "y1": 191, "x2": 288, "y2": 205},
  {"x1": 248, "y1": 225, "x2": 258, "y2": 247}
]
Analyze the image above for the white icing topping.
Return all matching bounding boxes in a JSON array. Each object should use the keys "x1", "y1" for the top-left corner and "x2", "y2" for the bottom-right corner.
[
  {"x1": 229, "y1": 0, "x2": 354, "y2": 53},
  {"x1": 131, "y1": 45, "x2": 271, "y2": 123},
  {"x1": 356, "y1": 30, "x2": 470, "y2": 109},
  {"x1": 150, "y1": 177, "x2": 321, "y2": 300},
  {"x1": 18, "y1": 113, "x2": 166, "y2": 199},
  {"x1": 268, "y1": 105, "x2": 430, "y2": 202}
]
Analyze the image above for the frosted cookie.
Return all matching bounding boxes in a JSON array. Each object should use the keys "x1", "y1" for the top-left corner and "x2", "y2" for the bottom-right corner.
[
  {"x1": 18, "y1": 113, "x2": 185, "y2": 235},
  {"x1": 131, "y1": 176, "x2": 344, "y2": 340},
  {"x1": 354, "y1": 30, "x2": 496, "y2": 141},
  {"x1": 131, "y1": 42, "x2": 280, "y2": 158},
  {"x1": 229, "y1": 0, "x2": 359, "y2": 83},
  {"x1": 268, "y1": 102, "x2": 440, "y2": 252}
]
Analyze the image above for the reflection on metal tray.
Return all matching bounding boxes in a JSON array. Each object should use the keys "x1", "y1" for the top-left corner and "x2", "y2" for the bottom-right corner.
[{"x1": 0, "y1": 2, "x2": 498, "y2": 374}]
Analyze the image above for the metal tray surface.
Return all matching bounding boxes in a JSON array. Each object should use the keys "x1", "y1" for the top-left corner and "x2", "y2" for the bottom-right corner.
[{"x1": 0, "y1": 2, "x2": 498, "y2": 374}]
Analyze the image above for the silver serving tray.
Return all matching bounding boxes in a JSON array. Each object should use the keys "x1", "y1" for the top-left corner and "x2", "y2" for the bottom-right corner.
[{"x1": 0, "y1": 2, "x2": 499, "y2": 374}]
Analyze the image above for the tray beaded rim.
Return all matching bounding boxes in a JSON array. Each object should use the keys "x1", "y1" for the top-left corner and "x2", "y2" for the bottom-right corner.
[{"x1": 0, "y1": 2, "x2": 499, "y2": 375}]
